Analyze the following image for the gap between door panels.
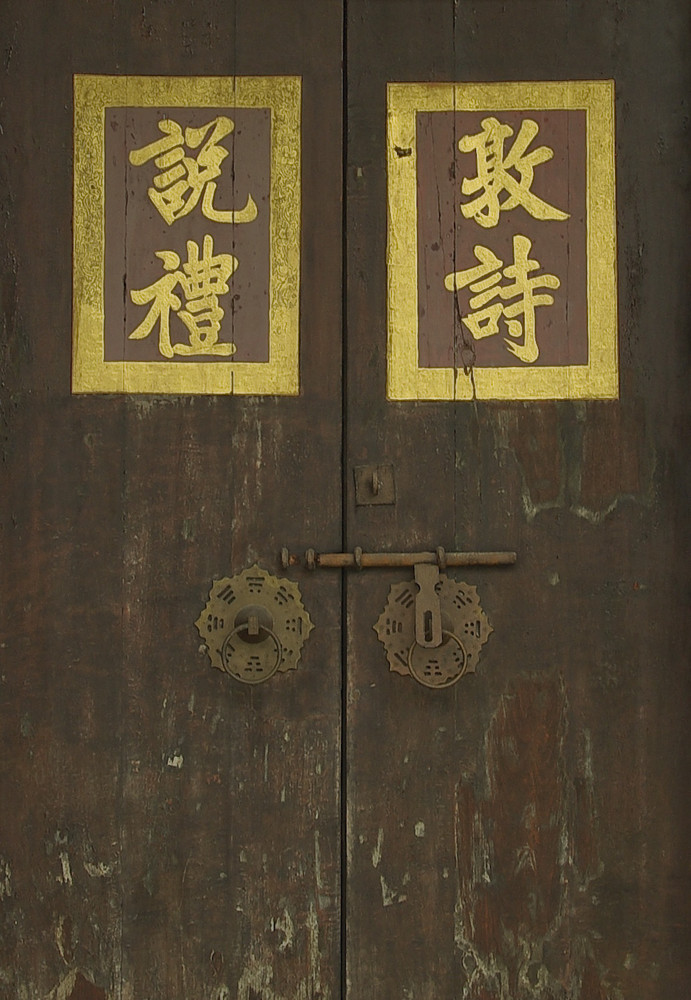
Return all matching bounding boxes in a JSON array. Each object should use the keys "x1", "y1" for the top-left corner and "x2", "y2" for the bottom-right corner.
[{"x1": 339, "y1": 0, "x2": 350, "y2": 994}]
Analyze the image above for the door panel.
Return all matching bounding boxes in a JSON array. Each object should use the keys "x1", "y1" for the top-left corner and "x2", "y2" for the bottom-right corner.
[
  {"x1": 1, "y1": 0, "x2": 689, "y2": 998},
  {"x1": 345, "y1": 2, "x2": 689, "y2": 999},
  {"x1": 0, "y1": 2, "x2": 343, "y2": 997}
]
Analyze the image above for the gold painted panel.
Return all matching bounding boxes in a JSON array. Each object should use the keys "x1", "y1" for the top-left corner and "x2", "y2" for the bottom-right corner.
[
  {"x1": 73, "y1": 75, "x2": 301, "y2": 395},
  {"x1": 387, "y1": 81, "x2": 618, "y2": 401}
]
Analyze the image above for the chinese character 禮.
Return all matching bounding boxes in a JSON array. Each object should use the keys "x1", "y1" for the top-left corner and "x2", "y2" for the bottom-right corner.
[{"x1": 129, "y1": 234, "x2": 238, "y2": 358}]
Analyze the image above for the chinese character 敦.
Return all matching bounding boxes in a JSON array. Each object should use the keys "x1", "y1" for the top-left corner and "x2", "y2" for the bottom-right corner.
[
  {"x1": 129, "y1": 116, "x2": 258, "y2": 226},
  {"x1": 459, "y1": 117, "x2": 569, "y2": 229},
  {"x1": 129, "y1": 234, "x2": 237, "y2": 358},
  {"x1": 444, "y1": 234, "x2": 560, "y2": 363}
]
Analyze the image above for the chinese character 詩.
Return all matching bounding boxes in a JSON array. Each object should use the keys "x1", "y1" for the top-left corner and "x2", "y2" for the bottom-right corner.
[
  {"x1": 444, "y1": 234, "x2": 560, "y2": 364},
  {"x1": 459, "y1": 117, "x2": 569, "y2": 229},
  {"x1": 129, "y1": 116, "x2": 258, "y2": 226},
  {"x1": 129, "y1": 234, "x2": 237, "y2": 358}
]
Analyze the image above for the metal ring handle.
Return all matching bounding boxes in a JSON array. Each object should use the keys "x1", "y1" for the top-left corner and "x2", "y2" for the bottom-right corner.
[
  {"x1": 221, "y1": 625, "x2": 282, "y2": 685},
  {"x1": 407, "y1": 631, "x2": 468, "y2": 689}
]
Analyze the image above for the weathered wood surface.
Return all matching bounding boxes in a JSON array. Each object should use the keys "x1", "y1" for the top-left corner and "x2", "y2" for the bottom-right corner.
[
  {"x1": 345, "y1": 1, "x2": 690, "y2": 999},
  {"x1": 1, "y1": 0, "x2": 690, "y2": 998},
  {"x1": 0, "y1": 2, "x2": 343, "y2": 997}
]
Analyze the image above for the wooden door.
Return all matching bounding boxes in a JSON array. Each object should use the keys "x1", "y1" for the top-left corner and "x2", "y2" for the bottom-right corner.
[
  {"x1": 1, "y1": 1, "x2": 689, "y2": 999},
  {"x1": 0, "y1": 2, "x2": 344, "y2": 998},
  {"x1": 345, "y1": 3, "x2": 689, "y2": 1000},
  {"x1": 344, "y1": 0, "x2": 689, "y2": 1000}
]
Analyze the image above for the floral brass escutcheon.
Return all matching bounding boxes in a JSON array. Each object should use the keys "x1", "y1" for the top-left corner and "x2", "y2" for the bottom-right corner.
[
  {"x1": 374, "y1": 576, "x2": 493, "y2": 688},
  {"x1": 196, "y1": 565, "x2": 313, "y2": 684}
]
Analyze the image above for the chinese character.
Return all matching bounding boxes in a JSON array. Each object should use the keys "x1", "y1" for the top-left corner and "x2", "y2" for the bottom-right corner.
[
  {"x1": 129, "y1": 116, "x2": 258, "y2": 226},
  {"x1": 444, "y1": 234, "x2": 560, "y2": 363},
  {"x1": 129, "y1": 234, "x2": 237, "y2": 358},
  {"x1": 458, "y1": 117, "x2": 569, "y2": 229}
]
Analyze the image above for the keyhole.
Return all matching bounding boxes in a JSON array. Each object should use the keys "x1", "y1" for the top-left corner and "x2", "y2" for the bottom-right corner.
[{"x1": 424, "y1": 610, "x2": 433, "y2": 644}]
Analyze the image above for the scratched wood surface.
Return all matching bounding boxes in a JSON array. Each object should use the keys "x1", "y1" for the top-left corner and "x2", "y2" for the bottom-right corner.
[
  {"x1": 1, "y1": 0, "x2": 690, "y2": 998},
  {"x1": 345, "y1": 1, "x2": 690, "y2": 999},
  {"x1": 0, "y1": 2, "x2": 343, "y2": 998}
]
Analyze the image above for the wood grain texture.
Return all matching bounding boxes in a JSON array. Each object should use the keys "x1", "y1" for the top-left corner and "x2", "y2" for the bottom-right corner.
[
  {"x1": 345, "y1": 2, "x2": 690, "y2": 999},
  {"x1": 0, "y1": 1, "x2": 342, "y2": 997},
  {"x1": 1, "y1": 0, "x2": 690, "y2": 997}
]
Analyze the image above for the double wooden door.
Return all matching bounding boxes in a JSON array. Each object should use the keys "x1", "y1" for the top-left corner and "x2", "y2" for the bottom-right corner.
[{"x1": 1, "y1": 1, "x2": 688, "y2": 998}]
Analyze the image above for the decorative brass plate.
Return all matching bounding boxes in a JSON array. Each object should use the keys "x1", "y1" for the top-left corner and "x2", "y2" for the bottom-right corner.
[
  {"x1": 196, "y1": 565, "x2": 313, "y2": 684},
  {"x1": 374, "y1": 576, "x2": 493, "y2": 688}
]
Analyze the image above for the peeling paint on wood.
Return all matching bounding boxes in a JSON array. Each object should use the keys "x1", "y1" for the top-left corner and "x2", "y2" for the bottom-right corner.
[
  {"x1": 454, "y1": 675, "x2": 604, "y2": 998},
  {"x1": 1, "y1": 0, "x2": 689, "y2": 997},
  {"x1": 47, "y1": 971, "x2": 105, "y2": 1000}
]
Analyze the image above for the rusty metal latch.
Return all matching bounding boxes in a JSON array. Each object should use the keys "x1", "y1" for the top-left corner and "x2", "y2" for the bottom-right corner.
[
  {"x1": 280, "y1": 547, "x2": 515, "y2": 650},
  {"x1": 414, "y1": 563, "x2": 442, "y2": 648},
  {"x1": 280, "y1": 547, "x2": 516, "y2": 570}
]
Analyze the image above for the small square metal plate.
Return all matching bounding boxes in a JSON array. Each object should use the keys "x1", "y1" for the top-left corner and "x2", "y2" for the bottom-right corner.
[{"x1": 354, "y1": 464, "x2": 396, "y2": 506}]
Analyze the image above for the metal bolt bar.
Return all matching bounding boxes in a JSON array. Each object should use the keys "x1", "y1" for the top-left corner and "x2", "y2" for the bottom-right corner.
[{"x1": 280, "y1": 547, "x2": 516, "y2": 570}]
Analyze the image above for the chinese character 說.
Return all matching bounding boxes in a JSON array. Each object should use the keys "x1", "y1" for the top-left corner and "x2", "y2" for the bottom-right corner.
[
  {"x1": 129, "y1": 116, "x2": 257, "y2": 226},
  {"x1": 444, "y1": 235, "x2": 560, "y2": 364},
  {"x1": 129, "y1": 235, "x2": 238, "y2": 358},
  {"x1": 459, "y1": 117, "x2": 569, "y2": 229}
]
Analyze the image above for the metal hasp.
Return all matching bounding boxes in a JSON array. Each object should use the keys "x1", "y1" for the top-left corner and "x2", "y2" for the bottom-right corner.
[
  {"x1": 280, "y1": 547, "x2": 514, "y2": 687},
  {"x1": 196, "y1": 564, "x2": 314, "y2": 684},
  {"x1": 414, "y1": 563, "x2": 442, "y2": 648}
]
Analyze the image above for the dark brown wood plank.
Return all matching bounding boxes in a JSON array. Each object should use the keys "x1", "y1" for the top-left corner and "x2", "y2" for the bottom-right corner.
[
  {"x1": 0, "y1": 2, "x2": 343, "y2": 997},
  {"x1": 344, "y1": 4, "x2": 462, "y2": 997},
  {"x1": 345, "y1": 4, "x2": 690, "y2": 1000}
]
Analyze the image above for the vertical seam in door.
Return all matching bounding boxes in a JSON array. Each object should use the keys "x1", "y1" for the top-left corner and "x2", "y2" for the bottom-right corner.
[
  {"x1": 452, "y1": 0, "x2": 459, "y2": 548},
  {"x1": 340, "y1": 0, "x2": 349, "y2": 995},
  {"x1": 113, "y1": 2, "x2": 125, "y2": 993}
]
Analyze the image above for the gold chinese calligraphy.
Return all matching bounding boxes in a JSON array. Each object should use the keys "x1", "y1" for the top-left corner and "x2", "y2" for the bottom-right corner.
[
  {"x1": 387, "y1": 81, "x2": 618, "y2": 400},
  {"x1": 129, "y1": 115, "x2": 258, "y2": 226},
  {"x1": 72, "y1": 76, "x2": 301, "y2": 394}
]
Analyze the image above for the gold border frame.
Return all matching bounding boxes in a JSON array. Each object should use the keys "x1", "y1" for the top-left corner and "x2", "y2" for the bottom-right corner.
[
  {"x1": 387, "y1": 81, "x2": 617, "y2": 400},
  {"x1": 73, "y1": 75, "x2": 301, "y2": 395}
]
